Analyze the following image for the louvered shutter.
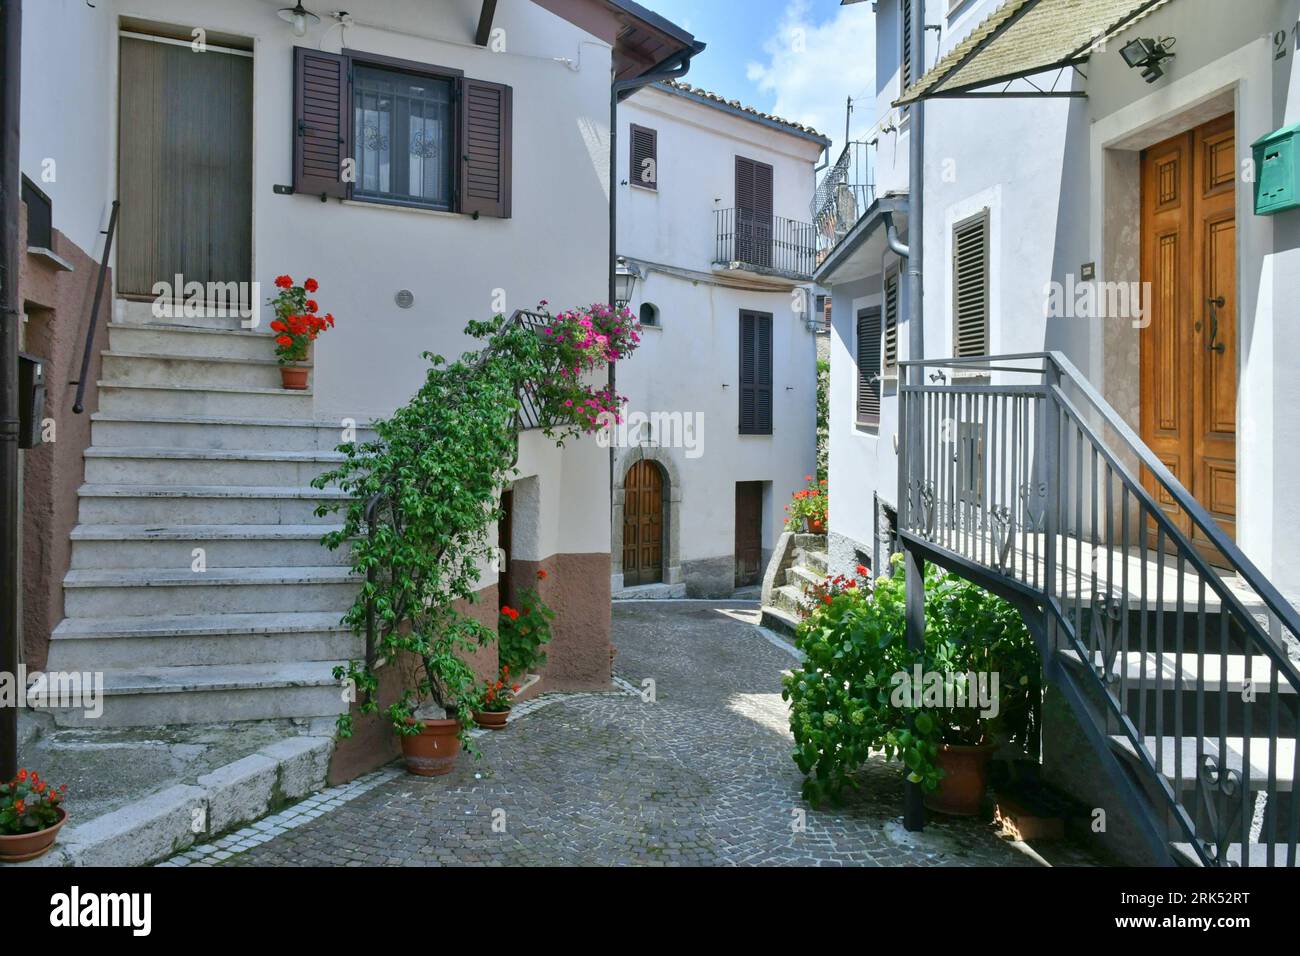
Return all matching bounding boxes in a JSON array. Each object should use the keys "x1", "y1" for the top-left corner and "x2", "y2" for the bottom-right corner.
[
  {"x1": 630, "y1": 124, "x2": 657, "y2": 190},
  {"x1": 952, "y1": 212, "x2": 990, "y2": 358},
  {"x1": 883, "y1": 271, "x2": 899, "y2": 371},
  {"x1": 293, "y1": 47, "x2": 349, "y2": 199},
  {"x1": 739, "y1": 311, "x2": 773, "y2": 435},
  {"x1": 901, "y1": 0, "x2": 914, "y2": 90},
  {"x1": 735, "y1": 156, "x2": 774, "y2": 268},
  {"x1": 459, "y1": 78, "x2": 512, "y2": 218},
  {"x1": 857, "y1": 308, "x2": 882, "y2": 426}
]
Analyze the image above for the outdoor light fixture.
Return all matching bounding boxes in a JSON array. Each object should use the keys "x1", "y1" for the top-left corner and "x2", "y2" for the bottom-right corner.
[
  {"x1": 1120, "y1": 37, "x2": 1176, "y2": 84},
  {"x1": 614, "y1": 257, "x2": 641, "y2": 309},
  {"x1": 278, "y1": 2, "x2": 321, "y2": 37}
]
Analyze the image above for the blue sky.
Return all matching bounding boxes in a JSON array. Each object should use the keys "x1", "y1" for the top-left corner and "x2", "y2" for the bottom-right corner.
[{"x1": 640, "y1": 0, "x2": 877, "y2": 157}]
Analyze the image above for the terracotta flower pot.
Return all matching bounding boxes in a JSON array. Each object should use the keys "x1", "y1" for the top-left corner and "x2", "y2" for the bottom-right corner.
[
  {"x1": 280, "y1": 365, "x2": 309, "y2": 390},
  {"x1": 806, "y1": 517, "x2": 826, "y2": 535},
  {"x1": 925, "y1": 742, "x2": 997, "y2": 817},
  {"x1": 472, "y1": 708, "x2": 510, "y2": 730},
  {"x1": 400, "y1": 718, "x2": 462, "y2": 776},
  {"x1": 0, "y1": 808, "x2": 68, "y2": 863}
]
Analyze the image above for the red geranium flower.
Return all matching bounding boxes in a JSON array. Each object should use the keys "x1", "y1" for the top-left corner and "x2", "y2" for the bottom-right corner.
[
  {"x1": 305, "y1": 300, "x2": 318, "y2": 313},
  {"x1": 275, "y1": 275, "x2": 293, "y2": 289},
  {"x1": 537, "y1": 569, "x2": 547, "y2": 581},
  {"x1": 303, "y1": 278, "x2": 319, "y2": 292}
]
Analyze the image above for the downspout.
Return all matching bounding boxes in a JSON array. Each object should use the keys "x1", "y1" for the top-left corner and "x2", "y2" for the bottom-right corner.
[
  {"x1": 606, "y1": 43, "x2": 703, "y2": 505},
  {"x1": 0, "y1": 0, "x2": 21, "y2": 781}
]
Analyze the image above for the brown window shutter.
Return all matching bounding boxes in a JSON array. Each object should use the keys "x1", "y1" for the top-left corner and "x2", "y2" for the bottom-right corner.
[
  {"x1": 857, "y1": 307, "x2": 882, "y2": 426},
  {"x1": 459, "y1": 78, "x2": 512, "y2": 218},
  {"x1": 901, "y1": 0, "x2": 914, "y2": 90},
  {"x1": 883, "y1": 271, "x2": 899, "y2": 370},
  {"x1": 952, "y1": 211, "x2": 990, "y2": 358},
  {"x1": 630, "y1": 124, "x2": 657, "y2": 189},
  {"x1": 293, "y1": 47, "x2": 349, "y2": 199},
  {"x1": 739, "y1": 310, "x2": 773, "y2": 435}
]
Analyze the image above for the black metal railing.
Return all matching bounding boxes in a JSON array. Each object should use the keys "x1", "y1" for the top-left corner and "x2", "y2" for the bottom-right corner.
[
  {"x1": 897, "y1": 352, "x2": 1300, "y2": 867},
  {"x1": 713, "y1": 208, "x2": 815, "y2": 279},
  {"x1": 72, "y1": 200, "x2": 119, "y2": 414},
  {"x1": 811, "y1": 141, "x2": 875, "y2": 262}
]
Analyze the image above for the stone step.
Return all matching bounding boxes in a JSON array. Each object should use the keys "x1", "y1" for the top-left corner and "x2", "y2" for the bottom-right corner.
[
  {"x1": 69, "y1": 524, "x2": 352, "y2": 570},
  {"x1": 1111, "y1": 734, "x2": 1297, "y2": 791},
  {"x1": 1061, "y1": 650, "x2": 1297, "y2": 694},
  {"x1": 774, "y1": 583, "x2": 813, "y2": 618},
  {"x1": 107, "y1": 321, "x2": 276, "y2": 361},
  {"x1": 101, "y1": 351, "x2": 293, "y2": 390},
  {"x1": 90, "y1": 413, "x2": 373, "y2": 452},
  {"x1": 47, "y1": 611, "x2": 359, "y2": 669},
  {"x1": 114, "y1": 298, "x2": 263, "y2": 332},
  {"x1": 76, "y1": 483, "x2": 349, "y2": 525},
  {"x1": 83, "y1": 447, "x2": 344, "y2": 486},
  {"x1": 1171, "y1": 842, "x2": 1299, "y2": 867},
  {"x1": 785, "y1": 564, "x2": 825, "y2": 592},
  {"x1": 97, "y1": 381, "x2": 314, "y2": 418},
  {"x1": 63, "y1": 565, "x2": 361, "y2": 617},
  {"x1": 36, "y1": 661, "x2": 348, "y2": 728},
  {"x1": 798, "y1": 549, "x2": 830, "y2": 576},
  {"x1": 760, "y1": 603, "x2": 800, "y2": 638}
]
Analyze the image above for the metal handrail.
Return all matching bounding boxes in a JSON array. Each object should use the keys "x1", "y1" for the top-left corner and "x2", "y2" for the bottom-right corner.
[
  {"x1": 72, "y1": 199, "x2": 119, "y2": 414},
  {"x1": 712, "y1": 208, "x2": 816, "y2": 278},
  {"x1": 898, "y1": 350, "x2": 1300, "y2": 866}
]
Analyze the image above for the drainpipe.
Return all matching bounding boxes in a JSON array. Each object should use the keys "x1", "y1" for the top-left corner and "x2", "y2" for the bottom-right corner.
[
  {"x1": 900, "y1": 0, "x2": 926, "y2": 834},
  {"x1": 606, "y1": 43, "x2": 704, "y2": 505},
  {"x1": 0, "y1": 0, "x2": 22, "y2": 781}
]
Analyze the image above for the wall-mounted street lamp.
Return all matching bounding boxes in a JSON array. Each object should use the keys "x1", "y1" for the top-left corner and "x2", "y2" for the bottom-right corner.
[
  {"x1": 614, "y1": 257, "x2": 642, "y2": 309},
  {"x1": 278, "y1": 3, "x2": 321, "y2": 37},
  {"x1": 1120, "y1": 37, "x2": 1176, "y2": 84}
]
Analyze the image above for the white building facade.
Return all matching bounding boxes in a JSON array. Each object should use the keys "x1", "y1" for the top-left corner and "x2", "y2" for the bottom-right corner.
[{"x1": 612, "y1": 81, "x2": 827, "y2": 597}]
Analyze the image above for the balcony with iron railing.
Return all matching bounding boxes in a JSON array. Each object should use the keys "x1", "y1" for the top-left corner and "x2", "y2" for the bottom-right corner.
[
  {"x1": 712, "y1": 208, "x2": 816, "y2": 283},
  {"x1": 811, "y1": 140, "x2": 876, "y2": 264}
]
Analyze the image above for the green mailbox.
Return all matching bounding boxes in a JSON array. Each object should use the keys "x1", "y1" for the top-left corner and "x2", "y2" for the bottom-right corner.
[{"x1": 1252, "y1": 122, "x2": 1300, "y2": 215}]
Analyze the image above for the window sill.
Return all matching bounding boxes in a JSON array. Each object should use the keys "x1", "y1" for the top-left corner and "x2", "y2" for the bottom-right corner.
[
  {"x1": 27, "y1": 246, "x2": 73, "y2": 272},
  {"x1": 342, "y1": 197, "x2": 462, "y2": 220},
  {"x1": 629, "y1": 183, "x2": 658, "y2": 193}
]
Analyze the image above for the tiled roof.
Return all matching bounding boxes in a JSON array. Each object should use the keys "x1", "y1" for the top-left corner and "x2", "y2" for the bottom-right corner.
[
  {"x1": 896, "y1": 0, "x2": 1175, "y2": 105},
  {"x1": 655, "y1": 79, "x2": 830, "y2": 143}
]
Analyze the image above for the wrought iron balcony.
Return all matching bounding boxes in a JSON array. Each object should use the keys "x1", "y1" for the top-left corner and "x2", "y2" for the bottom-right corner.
[
  {"x1": 712, "y1": 208, "x2": 816, "y2": 281},
  {"x1": 811, "y1": 141, "x2": 876, "y2": 262}
]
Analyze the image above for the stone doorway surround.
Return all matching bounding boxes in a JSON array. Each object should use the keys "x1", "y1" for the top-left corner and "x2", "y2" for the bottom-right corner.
[{"x1": 610, "y1": 447, "x2": 682, "y2": 593}]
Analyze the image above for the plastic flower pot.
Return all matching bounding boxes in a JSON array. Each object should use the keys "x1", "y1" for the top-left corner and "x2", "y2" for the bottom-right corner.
[
  {"x1": 924, "y1": 742, "x2": 997, "y2": 817},
  {"x1": 400, "y1": 719, "x2": 462, "y2": 776},
  {"x1": 0, "y1": 808, "x2": 68, "y2": 863},
  {"x1": 472, "y1": 709, "x2": 510, "y2": 730},
  {"x1": 280, "y1": 365, "x2": 309, "y2": 390}
]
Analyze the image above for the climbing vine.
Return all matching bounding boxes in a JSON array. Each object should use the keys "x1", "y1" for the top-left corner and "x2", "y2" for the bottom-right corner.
[{"x1": 313, "y1": 305, "x2": 639, "y2": 750}]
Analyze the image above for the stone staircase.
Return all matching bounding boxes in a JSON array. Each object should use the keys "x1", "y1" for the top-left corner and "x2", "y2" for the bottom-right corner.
[
  {"x1": 759, "y1": 533, "x2": 827, "y2": 636},
  {"x1": 42, "y1": 299, "x2": 367, "y2": 728}
]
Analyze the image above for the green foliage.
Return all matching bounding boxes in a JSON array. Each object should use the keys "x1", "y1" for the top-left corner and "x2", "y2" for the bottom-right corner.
[
  {"x1": 498, "y1": 582, "x2": 554, "y2": 676},
  {"x1": 0, "y1": 770, "x2": 66, "y2": 835},
  {"x1": 313, "y1": 313, "x2": 605, "y2": 751},
  {"x1": 782, "y1": 555, "x2": 1040, "y2": 805},
  {"x1": 815, "y1": 357, "x2": 829, "y2": 483}
]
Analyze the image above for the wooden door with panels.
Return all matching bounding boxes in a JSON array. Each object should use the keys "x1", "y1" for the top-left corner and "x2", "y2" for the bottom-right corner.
[
  {"x1": 622, "y1": 460, "x2": 664, "y2": 587},
  {"x1": 1139, "y1": 113, "x2": 1237, "y2": 557},
  {"x1": 735, "y1": 482, "x2": 764, "y2": 588}
]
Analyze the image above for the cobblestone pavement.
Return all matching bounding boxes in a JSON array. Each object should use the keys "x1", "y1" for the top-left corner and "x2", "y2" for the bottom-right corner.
[{"x1": 209, "y1": 601, "x2": 1100, "y2": 866}]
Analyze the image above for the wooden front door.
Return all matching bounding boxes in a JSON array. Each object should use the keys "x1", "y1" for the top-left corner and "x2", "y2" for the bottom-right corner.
[
  {"x1": 735, "y1": 482, "x2": 764, "y2": 588},
  {"x1": 1139, "y1": 114, "x2": 1237, "y2": 553},
  {"x1": 622, "y1": 461, "x2": 663, "y2": 586},
  {"x1": 117, "y1": 34, "x2": 253, "y2": 298}
]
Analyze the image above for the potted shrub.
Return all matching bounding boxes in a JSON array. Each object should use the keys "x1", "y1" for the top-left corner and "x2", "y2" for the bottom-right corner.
[
  {"x1": 497, "y1": 571, "x2": 555, "y2": 678},
  {"x1": 784, "y1": 475, "x2": 828, "y2": 535},
  {"x1": 472, "y1": 666, "x2": 522, "y2": 730},
  {"x1": 783, "y1": 554, "x2": 1039, "y2": 816},
  {"x1": 0, "y1": 769, "x2": 68, "y2": 863},
  {"x1": 268, "y1": 275, "x2": 335, "y2": 390}
]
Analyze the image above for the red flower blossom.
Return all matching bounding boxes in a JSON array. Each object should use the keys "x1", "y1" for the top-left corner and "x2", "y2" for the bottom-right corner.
[
  {"x1": 536, "y1": 569, "x2": 547, "y2": 581},
  {"x1": 13, "y1": 799, "x2": 24, "y2": 814},
  {"x1": 856, "y1": 564, "x2": 869, "y2": 578},
  {"x1": 16, "y1": 769, "x2": 26, "y2": 782},
  {"x1": 303, "y1": 278, "x2": 319, "y2": 292},
  {"x1": 275, "y1": 275, "x2": 293, "y2": 289},
  {"x1": 304, "y1": 299, "x2": 318, "y2": 313}
]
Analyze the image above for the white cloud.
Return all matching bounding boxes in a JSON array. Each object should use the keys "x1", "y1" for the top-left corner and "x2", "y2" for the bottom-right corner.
[{"x1": 745, "y1": 0, "x2": 877, "y2": 159}]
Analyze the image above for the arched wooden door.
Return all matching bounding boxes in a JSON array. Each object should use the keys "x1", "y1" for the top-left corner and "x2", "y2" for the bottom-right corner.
[{"x1": 622, "y1": 461, "x2": 663, "y2": 586}]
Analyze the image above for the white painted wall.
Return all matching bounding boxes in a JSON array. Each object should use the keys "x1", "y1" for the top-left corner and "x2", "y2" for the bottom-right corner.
[{"x1": 615, "y1": 85, "x2": 824, "y2": 591}]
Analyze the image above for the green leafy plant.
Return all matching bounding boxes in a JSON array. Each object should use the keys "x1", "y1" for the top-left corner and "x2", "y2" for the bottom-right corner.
[
  {"x1": 782, "y1": 554, "x2": 1040, "y2": 805},
  {"x1": 498, "y1": 573, "x2": 555, "y2": 676},
  {"x1": 314, "y1": 306, "x2": 636, "y2": 752},
  {"x1": 815, "y1": 357, "x2": 828, "y2": 483},
  {"x1": 0, "y1": 769, "x2": 66, "y2": 835},
  {"x1": 783, "y1": 474, "x2": 828, "y2": 531},
  {"x1": 476, "y1": 666, "x2": 522, "y2": 714}
]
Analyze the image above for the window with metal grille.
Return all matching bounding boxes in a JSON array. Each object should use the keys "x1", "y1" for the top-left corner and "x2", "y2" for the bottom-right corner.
[
  {"x1": 630, "y1": 123, "x2": 657, "y2": 190},
  {"x1": 883, "y1": 270, "x2": 899, "y2": 373},
  {"x1": 901, "y1": 0, "x2": 914, "y2": 90},
  {"x1": 21, "y1": 175, "x2": 53, "y2": 250},
  {"x1": 739, "y1": 310, "x2": 773, "y2": 435},
  {"x1": 952, "y1": 210, "x2": 989, "y2": 358},
  {"x1": 353, "y1": 64, "x2": 455, "y2": 209},
  {"x1": 856, "y1": 306, "x2": 882, "y2": 427}
]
